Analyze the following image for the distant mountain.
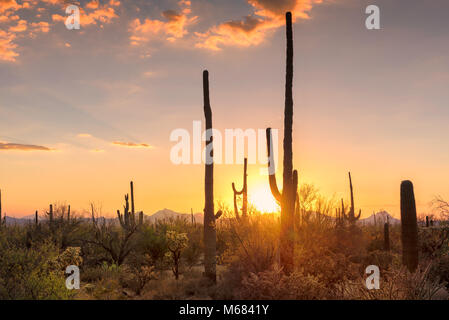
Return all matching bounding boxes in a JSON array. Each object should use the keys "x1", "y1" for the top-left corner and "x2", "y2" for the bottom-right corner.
[
  {"x1": 145, "y1": 208, "x2": 203, "y2": 224},
  {"x1": 5, "y1": 208, "x2": 204, "y2": 225},
  {"x1": 359, "y1": 211, "x2": 400, "y2": 225},
  {"x1": 4, "y1": 216, "x2": 34, "y2": 225}
]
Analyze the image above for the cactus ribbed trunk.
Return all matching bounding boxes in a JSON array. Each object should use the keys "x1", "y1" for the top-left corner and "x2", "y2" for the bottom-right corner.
[
  {"x1": 203, "y1": 70, "x2": 217, "y2": 283},
  {"x1": 400, "y1": 180, "x2": 419, "y2": 272},
  {"x1": 35, "y1": 210, "x2": 39, "y2": 226},
  {"x1": 384, "y1": 222, "x2": 390, "y2": 251},
  {"x1": 425, "y1": 216, "x2": 429, "y2": 228},
  {"x1": 280, "y1": 11, "x2": 295, "y2": 275}
]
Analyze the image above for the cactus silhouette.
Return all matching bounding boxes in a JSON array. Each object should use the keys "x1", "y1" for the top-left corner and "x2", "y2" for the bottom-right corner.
[
  {"x1": 342, "y1": 172, "x2": 361, "y2": 225},
  {"x1": 384, "y1": 222, "x2": 390, "y2": 251},
  {"x1": 48, "y1": 204, "x2": 53, "y2": 223},
  {"x1": 203, "y1": 70, "x2": 222, "y2": 283},
  {"x1": 117, "y1": 181, "x2": 141, "y2": 231},
  {"x1": 35, "y1": 210, "x2": 39, "y2": 226},
  {"x1": 400, "y1": 180, "x2": 419, "y2": 272},
  {"x1": 425, "y1": 216, "x2": 429, "y2": 228},
  {"x1": 265, "y1": 12, "x2": 298, "y2": 274},
  {"x1": 232, "y1": 158, "x2": 248, "y2": 219},
  {"x1": 0, "y1": 189, "x2": 5, "y2": 228}
]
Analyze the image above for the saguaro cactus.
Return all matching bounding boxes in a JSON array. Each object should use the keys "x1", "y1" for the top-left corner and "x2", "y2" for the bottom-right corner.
[
  {"x1": 384, "y1": 222, "x2": 390, "y2": 251},
  {"x1": 35, "y1": 210, "x2": 39, "y2": 226},
  {"x1": 265, "y1": 12, "x2": 298, "y2": 275},
  {"x1": 117, "y1": 181, "x2": 142, "y2": 230},
  {"x1": 48, "y1": 204, "x2": 53, "y2": 224},
  {"x1": 343, "y1": 172, "x2": 361, "y2": 225},
  {"x1": 232, "y1": 158, "x2": 248, "y2": 219},
  {"x1": 203, "y1": 70, "x2": 222, "y2": 283},
  {"x1": 400, "y1": 180, "x2": 419, "y2": 272},
  {"x1": 425, "y1": 216, "x2": 429, "y2": 228},
  {"x1": 0, "y1": 189, "x2": 4, "y2": 228}
]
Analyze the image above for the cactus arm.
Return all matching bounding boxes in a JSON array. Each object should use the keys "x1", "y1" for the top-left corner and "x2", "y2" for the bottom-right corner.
[
  {"x1": 341, "y1": 199, "x2": 349, "y2": 220},
  {"x1": 117, "y1": 210, "x2": 125, "y2": 228},
  {"x1": 348, "y1": 172, "x2": 354, "y2": 215},
  {"x1": 215, "y1": 210, "x2": 222, "y2": 220},
  {"x1": 233, "y1": 188, "x2": 240, "y2": 220},
  {"x1": 266, "y1": 128, "x2": 282, "y2": 202},
  {"x1": 232, "y1": 182, "x2": 244, "y2": 195},
  {"x1": 355, "y1": 209, "x2": 361, "y2": 220}
]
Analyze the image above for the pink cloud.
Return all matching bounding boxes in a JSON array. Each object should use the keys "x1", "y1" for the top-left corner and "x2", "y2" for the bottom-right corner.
[
  {"x1": 195, "y1": 0, "x2": 323, "y2": 51},
  {"x1": 129, "y1": 0, "x2": 197, "y2": 46}
]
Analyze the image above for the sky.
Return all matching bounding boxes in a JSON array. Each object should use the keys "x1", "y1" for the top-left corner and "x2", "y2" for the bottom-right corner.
[{"x1": 1, "y1": 0, "x2": 448, "y2": 218}]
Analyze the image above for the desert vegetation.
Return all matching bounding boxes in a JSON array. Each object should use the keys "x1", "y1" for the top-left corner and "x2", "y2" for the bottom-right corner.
[{"x1": 0, "y1": 12, "x2": 448, "y2": 300}]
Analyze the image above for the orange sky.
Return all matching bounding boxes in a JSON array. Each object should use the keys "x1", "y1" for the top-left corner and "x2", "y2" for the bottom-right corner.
[{"x1": 1, "y1": 0, "x2": 449, "y2": 218}]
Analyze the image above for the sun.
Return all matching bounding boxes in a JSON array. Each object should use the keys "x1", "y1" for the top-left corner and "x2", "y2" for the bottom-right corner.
[{"x1": 249, "y1": 185, "x2": 280, "y2": 213}]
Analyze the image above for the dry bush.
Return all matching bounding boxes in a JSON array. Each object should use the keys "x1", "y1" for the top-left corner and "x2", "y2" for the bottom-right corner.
[
  {"x1": 339, "y1": 262, "x2": 447, "y2": 300},
  {"x1": 235, "y1": 266, "x2": 329, "y2": 300}
]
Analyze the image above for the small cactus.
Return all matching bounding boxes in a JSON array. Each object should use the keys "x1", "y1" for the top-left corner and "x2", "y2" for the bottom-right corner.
[
  {"x1": 35, "y1": 210, "x2": 39, "y2": 226},
  {"x1": 0, "y1": 189, "x2": 5, "y2": 228},
  {"x1": 425, "y1": 216, "x2": 429, "y2": 228},
  {"x1": 48, "y1": 204, "x2": 53, "y2": 224},
  {"x1": 384, "y1": 222, "x2": 390, "y2": 251},
  {"x1": 117, "y1": 181, "x2": 142, "y2": 231},
  {"x1": 232, "y1": 158, "x2": 248, "y2": 219},
  {"x1": 400, "y1": 180, "x2": 419, "y2": 272}
]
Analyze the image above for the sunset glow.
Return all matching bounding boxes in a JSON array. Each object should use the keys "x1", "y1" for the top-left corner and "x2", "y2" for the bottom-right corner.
[{"x1": 1, "y1": 0, "x2": 448, "y2": 220}]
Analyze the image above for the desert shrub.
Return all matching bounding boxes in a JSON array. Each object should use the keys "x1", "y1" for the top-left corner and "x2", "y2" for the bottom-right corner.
[
  {"x1": 359, "y1": 250, "x2": 396, "y2": 272},
  {"x1": 0, "y1": 241, "x2": 73, "y2": 300},
  {"x1": 235, "y1": 266, "x2": 329, "y2": 300},
  {"x1": 182, "y1": 225, "x2": 202, "y2": 268},
  {"x1": 429, "y1": 253, "x2": 449, "y2": 290},
  {"x1": 419, "y1": 227, "x2": 449, "y2": 259},
  {"x1": 164, "y1": 231, "x2": 189, "y2": 279},
  {"x1": 119, "y1": 263, "x2": 156, "y2": 296},
  {"x1": 340, "y1": 262, "x2": 447, "y2": 300}
]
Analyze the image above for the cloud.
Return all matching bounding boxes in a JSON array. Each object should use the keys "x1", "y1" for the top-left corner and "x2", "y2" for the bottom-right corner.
[
  {"x1": 0, "y1": 0, "x2": 121, "y2": 62},
  {"x1": 0, "y1": 0, "x2": 21, "y2": 14},
  {"x1": 0, "y1": 29, "x2": 18, "y2": 62},
  {"x1": 195, "y1": 0, "x2": 323, "y2": 51},
  {"x1": 52, "y1": 0, "x2": 120, "y2": 27},
  {"x1": 112, "y1": 141, "x2": 153, "y2": 148},
  {"x1": 0, "y1": 142, "x2": 52, "y2": 151},
  {"x1": 129, "y1": 0, "x2": 197, "y2": 46},
  {"x1": 77, "y1": 133, "x2": 92, "y2": 138},
  {"x1": 8, "y1": 19, "x2": 27, "y2": 32}
]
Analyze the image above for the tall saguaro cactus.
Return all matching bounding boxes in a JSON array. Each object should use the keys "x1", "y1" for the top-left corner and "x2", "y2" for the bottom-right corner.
[
  {"x1": 232, "y1": 158, "x2": 248, "y2": 219},
  {"x1": 203, "y1": 70, "x2": 222, "y2": 283},
  {"x1": 400, "y1": 180, "x2": 419, "y2": 272},
  {"x1": 343, "y1": 172, "x2": 361, "y2": 225},
  {"x1": 265, "y1": 12, "x2": 298, "y2": 275}
]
